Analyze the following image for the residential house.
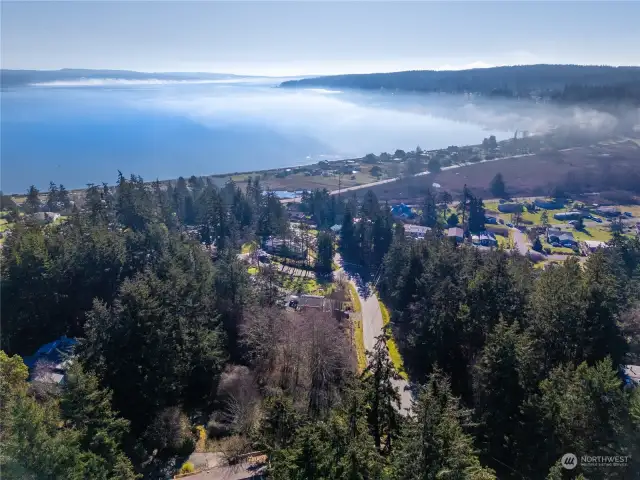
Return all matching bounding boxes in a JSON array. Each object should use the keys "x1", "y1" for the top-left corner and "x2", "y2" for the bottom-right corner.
[
  {"x1": 289, "y1": 295, "x2": 332, "y2": 312},
  {"x1": 622, "y1": 365, "x2": 640, "y2": 389},
  {"x1": 547, "y1": 228, "x2": 576, "y2": 247},
  {"x1": 23, "y1": 335, "x2": 77, "y2": 385},
  {"x1": 404, "y1": 224, "x2": 431, "y2": 240},
  {"x1": 472, "y1": 231, "x2": 498, "y2": 247},
  {"x1": 262, "y1": 237, "x2": 307, "y2": 260},
  {"x1": 498, "y1": 203, "x2": 523, "y2": 214},
  {"x1": 447, "y1": 227, "x2": 464, "y2": 243},
  {"x1": 584, "y1": 240, "x2": 608, "y2": 252},
  {"x1": 330, "y1": 224, "x2": 342, "y2": 234}
]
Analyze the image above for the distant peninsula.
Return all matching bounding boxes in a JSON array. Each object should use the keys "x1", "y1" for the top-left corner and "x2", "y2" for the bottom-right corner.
[
  {"x1": 0, "y1": 68, "x2": 244, "y2": 87},
  {"x1": 280, "y1": 64, "x2": 640, "y2": 105}
]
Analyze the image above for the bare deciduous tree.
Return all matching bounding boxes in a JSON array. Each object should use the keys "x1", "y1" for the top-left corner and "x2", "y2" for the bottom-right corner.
[{"x1": 217, "y1": 365, "x2": 261, "y2": 437}]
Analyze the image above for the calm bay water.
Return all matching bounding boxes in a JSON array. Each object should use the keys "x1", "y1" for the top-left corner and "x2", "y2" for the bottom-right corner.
[{"x1": 1, "y1": 78, "x2": 512, "y2": 193}]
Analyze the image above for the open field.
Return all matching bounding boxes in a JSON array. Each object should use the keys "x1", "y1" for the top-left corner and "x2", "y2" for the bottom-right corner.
[
  {"x1": 233, "y1": 164, "x2": 381, "y2": 192},
  {"x1": 356, "y1": 141, "x2": 640, "y2": 203}
]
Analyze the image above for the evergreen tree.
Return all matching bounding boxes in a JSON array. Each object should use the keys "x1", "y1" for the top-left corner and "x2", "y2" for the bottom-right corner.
[
  {"x1": 521, "y1": 359, "x2": 637, "y2": 478},
  {"x1": 468, "y1": 196, "x2": 486, "y2": 233},
  {"x1": 447, "y1": 212, "x2": 459, "y2": 227},
  {"x1": 362, "y1": 335, "x2": 402, "y2": 455},
  {"x1": 392, "y1": 370, "x2": 495, "y2": 480},
  {"x1": 473, "y1": 321, "x2": 531, "y2": 474},
  {"x1": 340, "y1": 207, "x2": 356, "y2": 261},
  {"x1": 421, "y1": 188, "x2": 438, "y2": 228},
  {"x1": 316, "y1": 231, "x2": 334, "y2": 273},
  {"x1": 46, "y1": 181, "x2": 60, "y2": 211},
  {"x1": 540, "y1": 210, "x2": 549, "y2": 228},
  {"x1": 24, "y1": 185, "x2": 41, "y2": 214},
  {"x1": 60, "y1": 362, "x2": 137, "y2": 478},
  {"x1": 489, "y1": 173, "x2": 506, "y2": 198}
]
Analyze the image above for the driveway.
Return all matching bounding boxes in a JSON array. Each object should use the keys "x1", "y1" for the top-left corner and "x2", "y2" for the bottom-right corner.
[{"x1": 510, "y1": 227, "x2": 530, "y2": 255}]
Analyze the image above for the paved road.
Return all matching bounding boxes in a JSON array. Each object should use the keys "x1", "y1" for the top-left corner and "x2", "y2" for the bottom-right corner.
[
  {"x1": 359, "y1": 290, "x2": 412, "y2": 415},
  {"x1": 280, "y1": 153, "x2": 537, "y2": 202},
  {"x1": 334, "y1": 253, "x2": 412, "y2": 414},
  {"x1": 187, "y1": 464, "x2": 264, "y2": 480},
  {"x1": 510, "y1": 227, "x2": 530, "y2": 255}
]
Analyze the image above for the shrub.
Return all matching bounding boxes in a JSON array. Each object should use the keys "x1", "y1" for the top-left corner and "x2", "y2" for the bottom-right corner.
[
  {"x1": 143, "y1": 407, "x2": 192, "y2": 456},
  {"x1": 180, "y1": 462, "x2": 195, "y2": 474}
]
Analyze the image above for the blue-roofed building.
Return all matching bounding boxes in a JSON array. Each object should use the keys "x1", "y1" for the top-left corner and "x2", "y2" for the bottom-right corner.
[
  {"x1": 23, "y1": 335, "x2": 77, "y2": 384},
  {"x1": 390, "y1": 203, "x2": 414, "y2": 219}
]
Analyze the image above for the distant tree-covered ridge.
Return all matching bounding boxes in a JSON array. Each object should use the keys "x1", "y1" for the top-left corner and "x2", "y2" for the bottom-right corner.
[{"x1": 281, "y1": 64, "x2": 640, "y2": 104}]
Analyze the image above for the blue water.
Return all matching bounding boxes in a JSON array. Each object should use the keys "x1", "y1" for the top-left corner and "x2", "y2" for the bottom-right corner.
[{"x1": 1, "y1": 79, "x2": 515, "y2": 193}]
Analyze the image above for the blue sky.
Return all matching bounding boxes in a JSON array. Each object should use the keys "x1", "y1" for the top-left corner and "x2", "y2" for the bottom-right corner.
[{"x1": 2, "y1": 1, "x2": 639, "y2": 76}]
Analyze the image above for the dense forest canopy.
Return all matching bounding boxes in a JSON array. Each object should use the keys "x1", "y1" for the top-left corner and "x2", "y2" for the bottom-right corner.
[
  {"x1": 281, "y1": 64, "x2": 640, "y2": 104},
  {"x1": 2, "y1": 173, "x2": 640, "y2": 479}
]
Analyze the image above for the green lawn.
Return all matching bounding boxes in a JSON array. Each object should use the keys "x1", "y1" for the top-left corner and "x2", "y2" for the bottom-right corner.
[
  {"x1": 542, "y1": 240, "x2": 576, "y2": 255},
  {"x1": 572, "y1": 228, "x2": 613, "y2": 242},
  {"x1": 496, "y1": 234, "x2": 511, "y2": 248},
  {"x1": 484, "y1": 201, "x2": 500, "y2": 212},
  {"x1": 348, "y1": 283, "x2": 362, "y2": 313},
  {"x1": 278, "y1": 273, "x2": 334, "y2": 295}
]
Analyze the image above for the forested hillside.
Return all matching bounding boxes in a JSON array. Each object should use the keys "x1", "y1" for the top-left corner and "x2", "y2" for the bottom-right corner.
[
  {"x1": 2, "y1": 175, "x2": 640, "y2": 479},
  {"x1": 281, "y1": 64, "x2": 640, "y2": 104}
]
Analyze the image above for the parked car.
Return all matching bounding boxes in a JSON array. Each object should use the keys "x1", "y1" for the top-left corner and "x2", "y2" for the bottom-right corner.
[
  {"x1": 624, "y1": 212, "x2": 633, "y2": 217},
  {"x1": 551, "y1": 242, "x2": 562, "y2": 248},
  {"x1": 506, "y1": 223, "x2": 514, "y2": 228},
  {"x1": 594, "y1": 217, "x2": 603, "y2": 223}
]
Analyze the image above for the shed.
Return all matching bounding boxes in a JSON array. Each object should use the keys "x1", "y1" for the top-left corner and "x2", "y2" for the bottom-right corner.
[{"x1": 447, "y1": 227, "x2": 464, "y2": 242}]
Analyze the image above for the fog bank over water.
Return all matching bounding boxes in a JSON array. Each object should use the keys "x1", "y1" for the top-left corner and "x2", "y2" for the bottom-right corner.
[{"x1": 2, "y1": 78, "x2": 632, "y2": 192}]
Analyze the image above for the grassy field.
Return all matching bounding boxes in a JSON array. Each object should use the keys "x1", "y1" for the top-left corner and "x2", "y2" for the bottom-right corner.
[
  {"x1": 278, "y1": 273, "x2": 332, "y2": 295},
  {"x1": 572, "y1": 228, "x2": 613, "y2": 242},
  {"x1": 362, "y1": 142, "x2": 640, "y2": 202},
  {"x1": 379, "y1": 300, "x2": 408, "y2": 380}
]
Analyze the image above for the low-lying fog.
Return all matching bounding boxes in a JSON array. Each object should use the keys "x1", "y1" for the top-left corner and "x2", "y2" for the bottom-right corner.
[{"x1": 1, "y1": 77, "x2": 638, "y2": 192}]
